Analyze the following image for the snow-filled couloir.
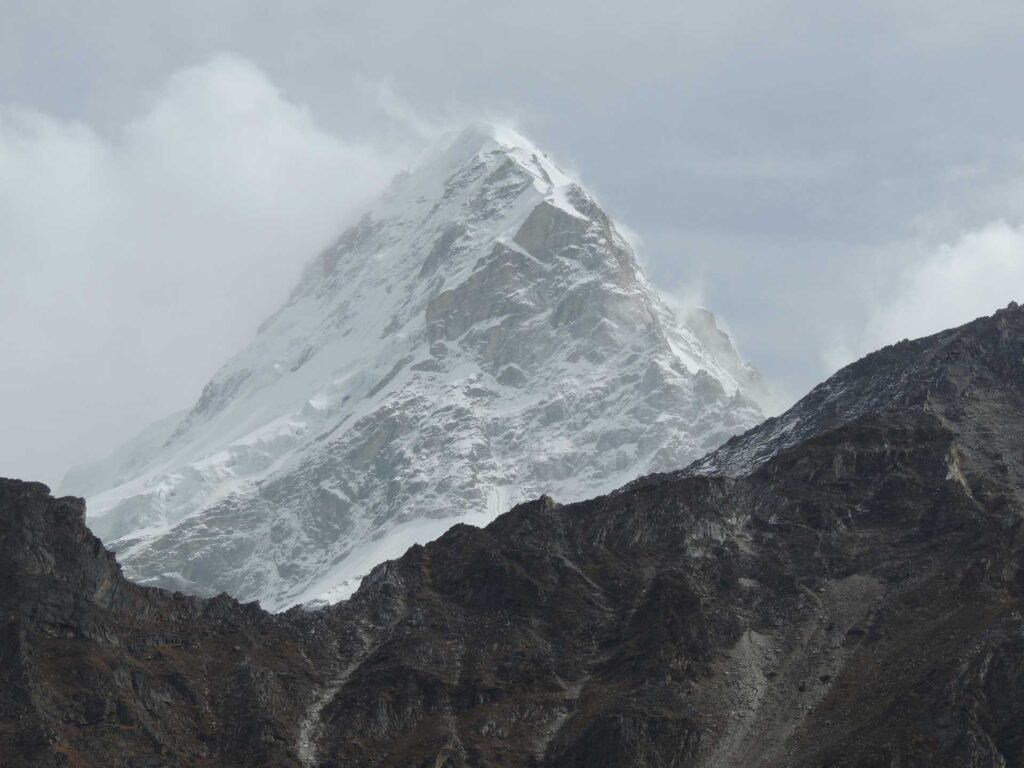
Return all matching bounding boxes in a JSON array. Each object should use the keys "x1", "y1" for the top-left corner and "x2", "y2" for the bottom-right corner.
[{"x1": 61, "y1": 125, "x2": 764, "y2": 610}]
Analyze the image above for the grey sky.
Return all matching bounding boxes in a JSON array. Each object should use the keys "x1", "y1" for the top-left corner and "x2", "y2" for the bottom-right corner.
[{"x1": 2, "y1": 0, "x2": 1023, "y2": 486}]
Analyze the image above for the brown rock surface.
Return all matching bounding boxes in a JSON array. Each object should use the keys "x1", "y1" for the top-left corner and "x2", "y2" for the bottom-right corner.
[{"x1": 2, "y1": 302, "x2": 1023, "y2": 767}]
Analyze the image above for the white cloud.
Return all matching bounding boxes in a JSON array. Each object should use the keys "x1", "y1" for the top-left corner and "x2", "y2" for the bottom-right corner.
[
  {"x1": 826, "y1": 221, "x2": 1024, "y2": 371},
  {"x1": 0, "y1": 54, "x2": 406, "y2": 485}
]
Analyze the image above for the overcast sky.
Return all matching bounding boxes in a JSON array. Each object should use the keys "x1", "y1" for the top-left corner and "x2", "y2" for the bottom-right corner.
[{"x1": 2, "y1": 0, "x2": 1023, "y2": 487}]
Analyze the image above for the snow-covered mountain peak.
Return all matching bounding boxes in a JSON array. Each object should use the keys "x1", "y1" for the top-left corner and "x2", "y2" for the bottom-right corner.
[
  {"x1": 374, "y1": 123, "x2": 571, "y2": 206},
  {"x1": 422, "y1": 122, "x2": 571, "y2": 184},
  {"x1": 63, "y1": 125, "x2": 764, "y2": 610}
]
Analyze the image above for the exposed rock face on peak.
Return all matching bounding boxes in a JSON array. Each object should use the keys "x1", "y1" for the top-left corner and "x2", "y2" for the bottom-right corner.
[
  {"x1": 62, "y1": 125, "x2": 763, "y2": 610},
  {"x1": 5, "y1": 303, "x2": 1024, "y2": 767}
]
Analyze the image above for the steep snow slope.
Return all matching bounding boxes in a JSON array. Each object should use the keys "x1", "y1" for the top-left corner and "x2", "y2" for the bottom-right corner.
[{"x1": 63, "y1": 125, "x2": 763, "y2": 610}]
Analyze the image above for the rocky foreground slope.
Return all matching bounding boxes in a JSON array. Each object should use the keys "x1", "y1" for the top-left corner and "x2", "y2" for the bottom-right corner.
[{"x1": 3, "y1": 302, "x2": 1024, "y2": 767}]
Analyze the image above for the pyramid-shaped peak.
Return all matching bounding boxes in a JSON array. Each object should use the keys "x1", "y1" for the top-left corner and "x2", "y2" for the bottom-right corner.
[{"x1": 67, "y1": 121, "x2": 764, "y2": 612}]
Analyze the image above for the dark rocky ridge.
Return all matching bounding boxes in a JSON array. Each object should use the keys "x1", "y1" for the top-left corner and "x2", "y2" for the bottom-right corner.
[{"x1": 2, "y1": 302, "x2": 1023, "y2": 767}]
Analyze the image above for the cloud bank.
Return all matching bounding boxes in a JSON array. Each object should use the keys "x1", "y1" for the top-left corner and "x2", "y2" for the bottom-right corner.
[
  {"x1": 827, "y1": 222, "x2": 1024, "y2": 371},
  {"x1": 0, "y1": 54, "x2": 404, "y2": 485}
]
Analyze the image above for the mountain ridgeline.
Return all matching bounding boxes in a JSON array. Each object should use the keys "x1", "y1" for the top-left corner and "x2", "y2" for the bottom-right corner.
[
  {"x1": 3, "y1": 302, "x2": 1023, "y2": 767},
  {"x1": 61, "y1": 125, "x2": 763, "y2": 611}
]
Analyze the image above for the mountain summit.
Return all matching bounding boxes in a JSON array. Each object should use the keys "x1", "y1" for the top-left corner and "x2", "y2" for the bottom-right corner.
[{"x1": 62, "y1": 125, "x2": 763, "y2": 610}]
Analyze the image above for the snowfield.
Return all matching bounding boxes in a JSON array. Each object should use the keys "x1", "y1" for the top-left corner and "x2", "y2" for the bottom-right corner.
[{"x1": 62, "y1": 124, "x2": 764, "y2": 610}]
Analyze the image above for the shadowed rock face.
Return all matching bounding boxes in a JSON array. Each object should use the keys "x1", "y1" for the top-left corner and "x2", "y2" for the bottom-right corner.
[{"x1": 2, "y1": 303, "x2": 1024, "y2": 767}]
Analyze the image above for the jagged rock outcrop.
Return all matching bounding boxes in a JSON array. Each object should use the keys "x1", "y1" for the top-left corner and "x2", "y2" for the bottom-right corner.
[
  {"x1": 4, "y1": 302, "x2": 1023, "y2": 767},
  {"x1": 61, "y1": 125, "x2": 762, "y2": 610}
]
